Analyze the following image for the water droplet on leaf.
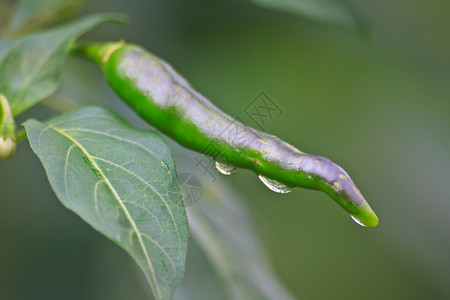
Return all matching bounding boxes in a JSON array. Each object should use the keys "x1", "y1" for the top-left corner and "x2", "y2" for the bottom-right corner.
[
  {"x1": 258, "y1": 175, "x2": 293, "y2": 194},
  {"x1": 215, "y1": 161, "x2": 240, "y2": 175}
]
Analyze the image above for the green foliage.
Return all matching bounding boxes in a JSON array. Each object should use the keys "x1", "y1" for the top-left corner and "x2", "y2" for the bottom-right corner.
[
  {"x1": 9, "y1": 0, "x2": 87, "y2": 33},
  {"x1": 187, "y1": 183, "x2": 296, "y2": 300},
  {"x1": 25, "y1": 107, "x2": 188, "y2": 300},
  {"x1": 247, "y1": 0, "x2": 365, "y2": 32},
  {"x1": 0, "y1": 13, "x2": 125, "y2": 116}
]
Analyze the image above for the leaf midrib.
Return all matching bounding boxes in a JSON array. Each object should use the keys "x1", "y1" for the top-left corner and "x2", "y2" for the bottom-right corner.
[
  {"x1": 59, "y1": 126, "x2": 182, "y2": 245},
  {"x1": 49, "y1": 125, "x2": 163, "y2": 299}
]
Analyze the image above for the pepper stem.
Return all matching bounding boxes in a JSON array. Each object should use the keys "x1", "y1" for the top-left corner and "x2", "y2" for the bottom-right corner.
[{"x1": 71, "y1": 40, "x2": 125, "y2": 68}]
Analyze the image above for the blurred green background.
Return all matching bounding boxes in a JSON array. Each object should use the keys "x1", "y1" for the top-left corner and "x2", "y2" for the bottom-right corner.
[{"x1": 1, "y1": 0, "x2": 449, "y2": 299}]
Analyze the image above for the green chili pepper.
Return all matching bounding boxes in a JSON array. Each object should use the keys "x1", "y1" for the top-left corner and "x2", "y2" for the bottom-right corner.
[{"x1": 75, "y1": 41, "x2": 378, "y2": 227}]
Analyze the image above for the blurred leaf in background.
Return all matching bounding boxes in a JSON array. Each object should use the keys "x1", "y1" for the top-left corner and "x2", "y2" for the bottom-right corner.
[
  {"x1": 0, "y1": 0, "x2": 14, "y2": 32},
  {"x1": 247, "y1": 0, "x2": 365, "y2": 32},
  {"x1": 183, "y1": 181, "x2": 296, "y2": 300},
  {"x1": 0, "y1": 13, "x2": 125, "y2": 116},
  {"x1": 8, "y1": 0, "x2": 87, "y2": 34}
]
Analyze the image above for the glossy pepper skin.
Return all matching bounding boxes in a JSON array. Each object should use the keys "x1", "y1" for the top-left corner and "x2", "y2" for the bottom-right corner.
[{"x1": 78, "y1": 42, "x2": 378, "y2": 227}]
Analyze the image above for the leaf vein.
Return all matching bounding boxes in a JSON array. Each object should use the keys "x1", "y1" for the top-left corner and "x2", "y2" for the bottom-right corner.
[
  {"x1": 62, "y1": 128, "x2": 162, "y2": 164},
  {"x1": 91, "y1": 155, "x2": 182, "y2": 246},
  {"x1": 64, "y1": 144, "x2": 76, "y2": 204},
  {"x1": 140, "y1": 232, "x2": 176, "y2": 273},
  {"x1": 48, "y1": 125, "x2": 163, "y2": 299}
]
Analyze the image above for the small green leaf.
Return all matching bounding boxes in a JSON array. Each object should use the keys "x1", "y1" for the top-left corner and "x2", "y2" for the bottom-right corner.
[
  {"x1": 0, "y1": 13, "x2": 125, "y2": 116},
  {"x1": 24, "y1": 107, "x2": 188, "y2": 300},
  {"x1": 9, "y1": 0, "x2": 87, "y2": 32},
  {"x1": 247, "y1": 0, "x2": 365, "y2": 32}
]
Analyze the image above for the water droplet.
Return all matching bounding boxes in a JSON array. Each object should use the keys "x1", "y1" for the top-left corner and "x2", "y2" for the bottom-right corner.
[
  {"x1": 351, "y1": 216, "x2": 366, "y2": 227},
  {"x1": 258, "y1": 175, "x2": 293, "y2": 194},
  {"x1": 215, "y1": 161, "x2": 240, "y2": 175}
]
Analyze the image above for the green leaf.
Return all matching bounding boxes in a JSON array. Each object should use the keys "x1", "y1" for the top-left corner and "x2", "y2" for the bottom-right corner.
[
  {"x1": 247, "y1": 0, "x2": 365, "y2": 32},
  {"x1": 9, "y1": 0, "x2": 87, "y2": 32},
  {"x1": 0, "y1": 13, "x2": 125, "y2": 116},
  {"x1": 24, "y1": 107, "x2": 188, "y2": 300},
  {"x1": 187, "y1": 181, "x2": 296, "y2": 300}
]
